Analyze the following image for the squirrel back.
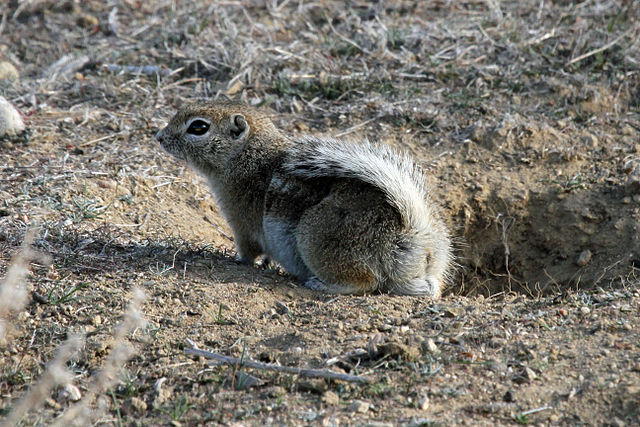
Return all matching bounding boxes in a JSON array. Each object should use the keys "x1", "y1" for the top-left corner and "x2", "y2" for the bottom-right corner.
[{"x1": 283, "y1": 136, "x2": 452, "y2": 295}]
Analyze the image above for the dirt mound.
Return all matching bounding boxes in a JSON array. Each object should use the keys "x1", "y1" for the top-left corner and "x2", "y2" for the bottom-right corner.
[{"x1": 438, "y1": 112, "x2": 640, "y2": 295}]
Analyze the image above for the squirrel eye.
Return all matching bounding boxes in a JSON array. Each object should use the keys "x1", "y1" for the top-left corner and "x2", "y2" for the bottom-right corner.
[{"x1": 186, "y1": 120, "x2": 210, "y2": 136}]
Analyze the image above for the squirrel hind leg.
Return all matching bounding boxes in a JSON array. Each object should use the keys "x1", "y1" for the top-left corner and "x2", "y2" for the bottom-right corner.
[
  {"x1": 388, "y1": 276, "x2": 442, "y2": 298},
  {"x1": 303, "y1": 276, "x2": 365, "y2": 295},
  {"x1": 294, "y1": 181, "x2": 402, "y2": 295}
]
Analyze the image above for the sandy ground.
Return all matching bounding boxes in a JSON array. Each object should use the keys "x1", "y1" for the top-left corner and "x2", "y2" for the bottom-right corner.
[{"x1": 1, "y1": 1, "x2": 639, "y2": 425}]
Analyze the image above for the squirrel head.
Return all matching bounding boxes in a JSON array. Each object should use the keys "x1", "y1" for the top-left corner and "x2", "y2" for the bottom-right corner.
[{"x1": 155, "y1": 101, "x2": 283, "y2": 175}]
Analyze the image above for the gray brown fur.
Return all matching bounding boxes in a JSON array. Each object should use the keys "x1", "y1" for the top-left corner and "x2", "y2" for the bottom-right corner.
[{"x1": 155, "y1": 100, "x2": 452, "y2": 296}]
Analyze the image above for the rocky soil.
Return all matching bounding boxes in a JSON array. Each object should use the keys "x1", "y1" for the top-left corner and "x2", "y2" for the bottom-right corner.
[{"x1": 1, "y1": 1, "x2": 639, "y2": 425}]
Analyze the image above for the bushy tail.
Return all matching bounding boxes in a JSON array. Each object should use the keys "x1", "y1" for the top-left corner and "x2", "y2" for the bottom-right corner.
[{"x1": 283, "y1": 136, "x2": 452, "y2": 295}]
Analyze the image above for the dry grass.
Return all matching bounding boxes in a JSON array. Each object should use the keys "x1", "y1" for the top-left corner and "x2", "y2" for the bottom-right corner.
[
  {"x1": 0, "y1": 227, "x2": 146, "y2": 425},
  {"x1": 0, "y1": 230, "x2": 39, "y2": 343}
]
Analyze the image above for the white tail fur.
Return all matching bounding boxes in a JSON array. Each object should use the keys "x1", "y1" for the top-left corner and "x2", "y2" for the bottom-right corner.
[{"x1": 283, "y1": 136, "x2": 452, "y2": 294}]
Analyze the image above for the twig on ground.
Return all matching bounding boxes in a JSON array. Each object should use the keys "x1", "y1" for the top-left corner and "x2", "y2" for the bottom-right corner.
[
  {"x1": 203, "y1": 215, "x2": 234, "y2": 241},
  {"x1": 43, "y1": 55, "x2": 90, "y2": 81},
  {"x1": 334, "y1": 115, "x2": 381, "y2": 138},
  {"x1": 185, "y1": 346, "x2": 373, "y2": 384},
  {"x1": 324, "y1": 13, "x2": 370, "y2": 55},
  {"x1": 521, "y1": 405, "x2": 553, "y2": 416},
  {"x1": 266, "y1": 47, "x2": 313, "y2": 64},
  {"x1": 523, "y1": 29, "x2": 556, "y2": 46},
  {"x1": 0, "y1": 12, "x2": 6, "y2": 36},
  {"x1": 80, "y1": 131, "x2": 124, "y2": 147},
  {"x1": 136, "y1": 213, "x2": 150, "y2": 230},
  {"x1": 108, "y1": 7, "x2": 120, "y2": 36},
  {"x1": 497, "y1": 214, "x2": 515, "y2": 291},
  {"x1": 567, "y1": 25, "x2": 638, "y2": 66},
  {"x1": 102, "y1": 64, "x2": 173, "y2": 76}
]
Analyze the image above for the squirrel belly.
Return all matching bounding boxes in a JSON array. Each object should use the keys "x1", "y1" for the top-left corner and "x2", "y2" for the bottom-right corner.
[
  {"x1": 262, "y1": 136, "x2": 452, "y2": 297},
  {"x1": 155, "y1": 101, "x2": 452, "y2": 297}
]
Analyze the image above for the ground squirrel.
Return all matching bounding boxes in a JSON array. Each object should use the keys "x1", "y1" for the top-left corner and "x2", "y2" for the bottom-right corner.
[{"x1": 155, "y1": 100, "x2": 452, "y2": 296}]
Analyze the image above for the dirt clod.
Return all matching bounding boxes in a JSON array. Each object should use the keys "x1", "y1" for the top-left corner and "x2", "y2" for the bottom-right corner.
[
  {"x1": 298, "y1": 379, "x2": 328, "y2": 394},
  {"x1": 626, "y1": 171, "x2": 640, "y2": 195},
  {"x1": 122, "y1": 397, "x2": 148, "y2": 416},
  {"x1": 347, "y1": 400, "x2": 370, "y2": 414},
  {"x1": 322, "y1": 391, "x2": 340, "y2": 406},
  {"x1": 0, "y1": 62, "x2": 19, "y2": 82},
  {"x1": 376, "y1": 341, "x2": 421, "y2": 362},
  {"x1": 582, "y1": 134, "x2": 599, "y2": 149}
]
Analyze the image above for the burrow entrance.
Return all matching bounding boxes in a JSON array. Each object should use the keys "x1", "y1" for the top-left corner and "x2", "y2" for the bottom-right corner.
[{"x1": 445, "y1": 179, "x2": 639, "y2": 296}]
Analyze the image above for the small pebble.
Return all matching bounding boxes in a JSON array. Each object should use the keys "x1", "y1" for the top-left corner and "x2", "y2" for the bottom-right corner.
[
  {"x1": 322, "y1": 391, "x2": 340, "y2": 406},
  {"x1": 580, "y1": 306, "x2": 591, "y2": 315},
  {"x1": 425, "y1": 338, "x2": 438, "y2": 354},
  {"x1": 610, "y1": 416, "x2": 626, "y2": 427},
  {"x1": 0, "y1": 96, "x2": 25, "y2": 137},
  {"x1": 576, "y1": 249, "x2": 592, "y2": 267},
  {"x1": 378, "y1": 323, "x2": 392, "y2": 332},
  {"x1": 58, "y1": 383, "x2": 82, "y2": 402},
  {"x1": 621, "y1": 124, "x2": 635, "y2": 136},
  {"x1": 523, "y1": 367, "x2": 537, "y2": 381},
  {"x1": 76, "y1": 13, "x2": 99, "y2": 28},
  {"x1": 489, "y1": 360, "x2": 508, "y2": 373},
  {"x1": 418, "y1": 396, "x2": 429, "y2": 411},
  {"x1": 347, "y1": 400, "x2": 369, "y2": 413},
  {"x1": 274, "y1": 301, "x2": 290, "y2": 316},
  {"x1": 97, "y1": 179, "x2": 117, "y2": 189},
  {"x1": 622, "y1": 159, "x2": 637, "y2": 174},
  {"x1": 625, "y1": 385, "x2": 640, "y2": 395},
  {"x1": 0, "y1": 61, "x2": 19, "y2": 81},
  {"x1": 581, "y1": 133, "x2": 598, "y2": 148},
  {"x1": 443, "y1": 307, "x2": 460, "y2": 318}
]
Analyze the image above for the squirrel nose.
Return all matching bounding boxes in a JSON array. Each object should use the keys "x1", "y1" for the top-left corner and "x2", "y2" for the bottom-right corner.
[{"x1": 155, "y1": 129, "x2": 164, "y2": 142}]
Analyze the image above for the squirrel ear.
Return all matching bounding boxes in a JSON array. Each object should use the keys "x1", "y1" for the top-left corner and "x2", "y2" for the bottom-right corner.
[{"x1": 229, "y1": 114, "x2": 249, "y2": 140}]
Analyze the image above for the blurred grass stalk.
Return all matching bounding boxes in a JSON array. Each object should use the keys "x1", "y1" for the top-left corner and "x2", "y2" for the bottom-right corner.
[{"x1": 1, "y1": 229, "x2": 147, "y2": 425}]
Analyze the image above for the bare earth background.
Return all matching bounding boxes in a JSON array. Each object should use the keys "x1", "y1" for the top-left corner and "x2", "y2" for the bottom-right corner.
[{"x1": 1, "y1": 0, "x2": 639, "y2": 425}]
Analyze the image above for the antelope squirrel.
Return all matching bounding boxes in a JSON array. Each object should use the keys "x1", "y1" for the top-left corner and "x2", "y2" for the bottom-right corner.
[{"x1": 155, "y1": 101, "x2": 452, "y2": 296}]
